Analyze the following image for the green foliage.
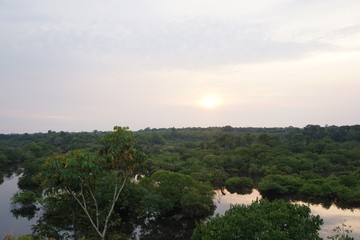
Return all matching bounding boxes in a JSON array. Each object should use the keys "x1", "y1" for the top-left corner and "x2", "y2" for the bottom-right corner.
[
  {"x1": 137, "y1": 192, "x2": 174, "y2": 217},
  {"x1": 257, "y1": 133, "x2": 281, "y2": 147},
  {"x1": 3, "y1": 125, "x2": 360, "y2": 238},
  {"x1": 258, "y1": 174, "x2": 303, "y2": 196},
  {"x1": 40, "y1": 126, "x2": 144, "y2": 240},
  {"x1": 43, "y1": 150, "x2": 101, "y2": 192},
  {"x1": 208, "y1": 168, "x2": 228, "y2": 189},
  {"x1": 191, "y1": 199, "x2": 323, "y2": 240},
  {"x1": 300, "y1": 180, "x2": 323, "y2": 197},
  {"x1": 181, "y1": 192, "x2": 215, "y2": 217},
  {"x1": 11, "y1": 190, "x2": 39, "y2": 221},
  {"x1": 0, "y1": 150, "x2": 10, "y2": 167},
  {"x1": 12, "y1": 191, "x2": 37, "y2": 205},
  {"x1": 225, "y1": 176, "x2": 254, "y2": 194},
  {"x1": 100, "y1": 126, "x2": 144, "y2": 173},
  {"x1": 18, "y1": 157, "x2": 44, "y2": 191},
  {"x1": 139, "y1": 170, "x2": 215, "y2": 217}
]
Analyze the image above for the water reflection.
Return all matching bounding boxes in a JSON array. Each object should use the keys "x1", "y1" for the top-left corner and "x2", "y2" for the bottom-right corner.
[
  {"x1": 0, "y1": 175, "x2": 39, "y2": 238},
  {"x1": 301, "y1": 202, "x2": 360, "y2": 238},
  {"x1": 11, "y1": 204, "x2": 39, "y2": 220},
  {"x1": 214, "y1": 189, "x2": 360, "y2": 239},
  {"x1": 213, "y1": 189, "x2": 261, "y2": 215}
]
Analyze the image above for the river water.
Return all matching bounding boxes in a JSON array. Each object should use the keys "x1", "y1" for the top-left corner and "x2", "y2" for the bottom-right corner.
[
  {"x1": 1, "y1": 176, "x2": 359, "y2": 239},
  {"x1": 0, "y1": 175, "x2": 39, "y2": 238}
]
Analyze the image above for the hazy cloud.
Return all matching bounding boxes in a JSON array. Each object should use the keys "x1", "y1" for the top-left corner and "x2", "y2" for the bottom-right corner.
[{"x1": 1, "y1": 0, "x2": 360, "y2": 133}]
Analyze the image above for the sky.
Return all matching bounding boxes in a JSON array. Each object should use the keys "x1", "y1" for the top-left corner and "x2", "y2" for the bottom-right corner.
[{"x1": 1, "y1": 0, "x2": 360, "y2": 133}]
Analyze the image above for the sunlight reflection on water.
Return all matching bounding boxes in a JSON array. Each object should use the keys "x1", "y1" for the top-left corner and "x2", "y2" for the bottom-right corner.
[{"x1": 213, "y1": 189, "x2": 360, "y2": 239}]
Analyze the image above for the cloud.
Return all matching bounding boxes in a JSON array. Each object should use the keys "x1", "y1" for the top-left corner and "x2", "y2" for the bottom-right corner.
[
  {"x1": 0, "y1": 15, "x2": 329, "y2": 71},
  {"x1": 1, "y1": 0, "x2": 360, "y2": 132},
  {"x1": 2, "y1": 0, "x2": 358, "y2": 72}
]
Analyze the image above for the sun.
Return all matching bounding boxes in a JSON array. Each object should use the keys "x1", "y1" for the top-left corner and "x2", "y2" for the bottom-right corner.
[{"x1": 199, "y1": 96, "x2": 220, "y2": 109}]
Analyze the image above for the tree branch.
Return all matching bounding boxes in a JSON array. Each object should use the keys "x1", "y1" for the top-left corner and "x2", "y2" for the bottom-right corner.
[
  {"x1": 102, "y1": 170, "x2": 128, "y2": 238},
  {"x1": 87, "y1": 183, "x2": 100, "y2": 229},
  {"x1": 69, "y1": 187, "x2": 103, "y2": 238}
]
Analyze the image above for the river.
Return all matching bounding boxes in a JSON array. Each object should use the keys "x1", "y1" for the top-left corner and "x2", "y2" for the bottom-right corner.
[{"x1": 0, "y1": 174, "x2": 39, "y2": 239}]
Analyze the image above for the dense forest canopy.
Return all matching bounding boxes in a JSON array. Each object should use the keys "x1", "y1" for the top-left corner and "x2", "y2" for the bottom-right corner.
[{"x1": 1, "y1": 124, "x2": 360, "y2": 239}]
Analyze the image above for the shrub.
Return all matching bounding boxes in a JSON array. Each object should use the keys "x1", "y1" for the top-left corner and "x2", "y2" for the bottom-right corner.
[
  {"x1": 192, "y1": 200, "x2": 323, "y2": 240},
  {"x1": 225, "y1": 177, "x2": 254, "y2": 194}
]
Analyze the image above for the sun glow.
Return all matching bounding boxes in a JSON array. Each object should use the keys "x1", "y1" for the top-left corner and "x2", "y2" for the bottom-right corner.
[{"x1": 199, "y1": 96, "x2": 220, "y2": 109}]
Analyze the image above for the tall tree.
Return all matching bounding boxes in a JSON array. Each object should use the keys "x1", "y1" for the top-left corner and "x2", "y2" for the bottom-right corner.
[{"x1": 42, "y1": 126, "x2": 144, "y2": 240}]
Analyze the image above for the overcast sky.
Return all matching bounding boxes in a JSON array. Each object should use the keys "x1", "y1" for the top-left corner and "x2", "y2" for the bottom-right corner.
[{"x1": 1, "y1": 0, "x2": 360, "y2": 133}]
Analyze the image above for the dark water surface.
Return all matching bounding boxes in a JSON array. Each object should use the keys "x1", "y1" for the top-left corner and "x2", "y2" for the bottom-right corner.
[{"x1": 0, "y1": 175, "x2": 39, "y2": 238}]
